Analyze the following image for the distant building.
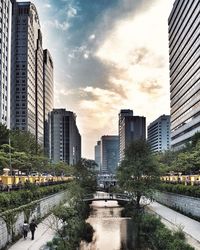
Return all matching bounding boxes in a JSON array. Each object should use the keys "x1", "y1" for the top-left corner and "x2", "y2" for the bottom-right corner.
[
  {"x1": 94, "y1": 140, "x2": 101, "y2": 172},
  {"x1": 119, "y1": 110, "x2": 146, "y2": 161},
  {"x1": 49, "y1": 109, "x2": 81, "y2": 165},
  {"x1": 169, "y1": 0, "x2": 200, "y2": 149},
  {"x1": 0, "y1": 0, "x2": 12, "y2": 126},
  {"x1": 43, "y1": 49, "x2": 54, "y2": 156},
  {"x1": 148, "y1": 115, "x2": 171, "y2": 152},
  {"x1": 101, "y1": 135, "x2": 119, "y2": 173},
  {"x1": 10, "y1": 2, "x2": 44, "y2": 145},
  {"x1": 119, "y1": 109, "x2": 134, "y2": 161}
]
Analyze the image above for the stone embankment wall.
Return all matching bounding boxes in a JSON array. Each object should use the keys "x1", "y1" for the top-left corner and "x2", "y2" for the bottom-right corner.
[
  {"x1": 0, "y1": 191, "x2": 68, "y2": 249},
  {"x1": 154, "y1": 191, "x2": 200, "y2": 218}
]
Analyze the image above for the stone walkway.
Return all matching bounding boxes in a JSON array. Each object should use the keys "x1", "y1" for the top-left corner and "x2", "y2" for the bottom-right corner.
[
  {"x1": 8, "y1": 215, "x2": 57, "y2": 250},
  {"x1": 148, "y1": 201, "x2": 200, "y2": 250}
]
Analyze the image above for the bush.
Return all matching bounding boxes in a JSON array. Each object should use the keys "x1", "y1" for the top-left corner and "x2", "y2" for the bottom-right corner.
[
  {"x1": 140, "y1": 214, "x2": 194, "y2": 250},
  {"x1": 0, "y1": 182, "x2": 70, "y2": 212},
  {"x1": 158, "y1": 183, "x2": 200, "y2": 198}
]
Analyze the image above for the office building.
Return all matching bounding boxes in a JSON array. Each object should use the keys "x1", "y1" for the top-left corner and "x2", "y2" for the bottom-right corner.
[
  {"x1": 49, "y1": 109, "x2": 81, "y2": 165},
  {"x1": 10, "y1": 2, "x2": 44, "y2": 145},
  {"x1": 119, "y1": 110, "x2": 146, "y2": 161},
  {"x1": 94, "y1": 140, "x2": 101, "y2": 171},
  {"x1": 100, "y1": 135, "x2": 119, "y2": 173},
  {"x1": 169, "y1": 0, "x2": 200, "y2": 149},
  {"x1": 43, "y1": 49, "x2": 54, "y2": 155},
  {"x1": 148, "y1": 115, "x2": 171, "y2": 152},
  {"x1": 0, "y1": 0, "x2": 12, "y2": 126}
]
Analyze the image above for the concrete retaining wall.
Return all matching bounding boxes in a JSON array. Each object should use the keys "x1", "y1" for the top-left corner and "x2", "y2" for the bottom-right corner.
[
  {"x1": 154, "y1": 191, "x2": 200, "y2": 218},
  {"x1": 0, "y1": 191, "x2": 68, "y2": 249}
]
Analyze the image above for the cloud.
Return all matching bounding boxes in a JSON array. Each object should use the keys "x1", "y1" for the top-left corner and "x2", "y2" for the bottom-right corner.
[
  {"x1": 45, "y1": 19, "x2": 70, "y2": 31},
  {"x1": 44, "y1": 3, "x2": 51, "y2": 8}
]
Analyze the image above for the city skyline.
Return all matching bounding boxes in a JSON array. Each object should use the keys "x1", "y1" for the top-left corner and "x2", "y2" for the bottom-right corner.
[{"x1": 18, "y1": 0, "x2": 175, "y2": 159}]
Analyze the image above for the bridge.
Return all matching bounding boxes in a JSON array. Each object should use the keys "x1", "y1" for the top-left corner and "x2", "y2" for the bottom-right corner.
[{"x1": 83, "y1": 193, "x2": 131, "y2": 203}]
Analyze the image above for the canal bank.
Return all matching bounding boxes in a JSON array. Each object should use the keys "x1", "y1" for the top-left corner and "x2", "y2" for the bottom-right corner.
[{"x1": 148, "y1": 201, "x2": 200, "y2": 250}]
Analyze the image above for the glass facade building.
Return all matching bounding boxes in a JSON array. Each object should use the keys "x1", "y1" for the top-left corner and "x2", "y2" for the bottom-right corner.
[
  {"x1": 10, "y1": 2, "x2": 44, "y2": 145},
  {"x1": 43, "y1": 49, "x2": 54, "y2": 156},
  {"x1": 148, "y1": 115, "x2": 171, "y2": 152},
  {"x1": 169, "y1": 0, "x2": 200, "y2": 149},
  {"x1": 49, "y1": 109, "x2": 81, "y2": 165},
  {"x1": 118, "y1": 110, "x2": 146, "y2": 161},
  {"x1": 100, "y1": 135, "x2": 119, "y2": 174}
]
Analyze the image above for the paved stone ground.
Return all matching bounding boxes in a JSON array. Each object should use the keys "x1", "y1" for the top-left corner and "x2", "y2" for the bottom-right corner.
[
  {"x1": 8, "y1": 215, "x2": 57, "y2": 250},
  {"x1": 148, "y1": 201, "x2": 200, "y2": 250}
]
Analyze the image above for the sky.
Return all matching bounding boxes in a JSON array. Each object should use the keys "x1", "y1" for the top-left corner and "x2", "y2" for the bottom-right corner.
[{"x1": 19, "y1": 0, "x2": 175, "y2": 159}]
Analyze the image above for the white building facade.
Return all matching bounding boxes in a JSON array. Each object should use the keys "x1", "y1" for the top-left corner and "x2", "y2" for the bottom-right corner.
[{"x1": 169, "y1": 0, "x2": 200, "y2": 149}]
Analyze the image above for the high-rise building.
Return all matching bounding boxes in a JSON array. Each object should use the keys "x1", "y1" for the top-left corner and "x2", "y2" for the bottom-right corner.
[
  {"x1": 43, "y1": 49, "x2": 54, "y2": 156},
  {"x1": 10, "y1": 2, "x2": 44, "y2": 145},
  {"x1": 49, "y1": 109, "x2": 81, "y2": 165},
  {"x1": 119, "y1": 110, "x2": 146, "y2": 161},
  {"x1": 100, "y1": 135, "x2": 119, "y2": 173},
  {"x1": 0, "y1": 0, "x2": 12, "y2": 126},
  {"x1": 148, "y1": 115, "x2": 171, "y2": 152},
  {"x1": 119, "y1": 109, "x2": 133, "y2": 161},
  {"x1": 169, "y1": 0, "x2": 200, "y2": 149},
  {"x1": 94, "y1": 140, "x2": 101, "y2": 171}
]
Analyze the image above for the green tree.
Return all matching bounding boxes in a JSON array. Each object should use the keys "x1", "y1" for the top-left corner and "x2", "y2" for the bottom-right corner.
[
  {"x1": 117, "y1": 140, "x2": 160, "y2": 209},
  {"x1": 0, "y1": 123, "x2": 9, "y2": 145},
  {"x1": 10, "y1": 130, "x2": 42, "y2": 155},
  {"x1": 73, "y1": 158, "x2": 97, "y2": 194}
]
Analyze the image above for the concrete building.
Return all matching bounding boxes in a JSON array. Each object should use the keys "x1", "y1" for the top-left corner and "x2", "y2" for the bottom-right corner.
[
  {"x1": 119, "y1": 110, "x2": 146, "y2": 161},
  {"x1": 43, "y1": 49, "x2": 54, "y2": 156},
  {"x1": 49, "y1": 109, "x2": 81, "y2": 165},
  {"x1": 94, "y1": 140, "x2": 101, "y2": 172},
  {"x1": 169, "y1": 0, "x2": 200, "y2": 149},
  {"x1": 148, "y1": 115, "x2": 171, "y2": 152},
  {"x1": 10, "y1": 1, "x2": 44, "y2": 145},
  {"x1": 0, "y1": 0, "x2": 12, "y2": 126},
  {"x1": 100, "y1": 135, "x2": 119, "y2": 173}
]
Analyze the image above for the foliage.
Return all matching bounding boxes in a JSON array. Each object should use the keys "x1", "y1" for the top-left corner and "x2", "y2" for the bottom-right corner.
[
  {"x1": 158, "y1": 183, "x2": 200, "y2": 198},
  {"x1": 0, "y1": 123, "x2": 9, "y2": 145},
  {"x1": 117, "y1": 140, "x2": 160, "y2": 209},
  {"x1": 47, "y1": 160, "x2": 96, "y2": 249},
  {"x1": 73, "y1": 158, "x2": 97, "y2": 194},
  {"x1": 10, "y1": 130, "x2": 42, "y2": 155},
  {"x1": 140, "y1": 214, "x2": 194, "y2": 250},
  {"x1": 0, "y1": 182, "x2": 70, "y2": 212},
  {"x1": 157, "y1": 132, "x2": 200, "y2": 174}
]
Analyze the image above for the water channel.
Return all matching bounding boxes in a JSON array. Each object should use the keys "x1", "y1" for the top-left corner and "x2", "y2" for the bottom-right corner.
[{"x1": 80, "y1": 192, "x2": 138, "y2": 250}]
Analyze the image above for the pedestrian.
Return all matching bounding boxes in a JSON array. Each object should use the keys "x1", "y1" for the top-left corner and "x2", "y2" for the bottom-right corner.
[
  {"x1": 22, "y1": 221, "x2": 29, "y2": 239},
  {"x1": 29, "y1": 219, "x2": 37, "y2": 240}
]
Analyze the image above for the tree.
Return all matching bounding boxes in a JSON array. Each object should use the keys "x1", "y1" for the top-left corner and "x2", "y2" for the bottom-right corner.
[
  {"x1": 117, "y1": 140, "x2": 160, "y2": 209},
  {"x1": 0, "y1": 123, "x2": 9, "y2": 145},
  {"x1": 10, "y1": 130, "x2": 42, "y2": 155},
  {"x1": 73, "y1": 158, "x2": 97, "y2": 194}
]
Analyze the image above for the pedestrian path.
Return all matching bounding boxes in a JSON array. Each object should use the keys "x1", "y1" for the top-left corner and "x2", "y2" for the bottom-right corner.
[
  {"x1": 148, "y1": 201, "x2": 200, "y2": 250},
  {"x1": 8, "y1": 215, "x2": 56, "y2": 250}
]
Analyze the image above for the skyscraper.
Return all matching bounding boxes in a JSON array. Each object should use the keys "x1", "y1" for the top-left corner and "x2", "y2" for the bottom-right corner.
[
  {"x1": 148, "y1": 115, "x2": 171, "y2": 152},
  {"x1": 10, "y1": 2, "x2": 44, "y2": 144},
  {"x1": 94, "y1": 140, "x2": 101, "y2": 171},
  {"x1": 43, "y1": 49, "x2": 54, "y2": 156},
  {"x1": 119, "y1": 109, "x2": 133, "y2": 161},
  {"x1": 119, "y1": 110, "x2": 146, "y2": 161},
  {"x1": 169, "y1": 0, "x2": 200, "y2": 149},
  {"x1": 49, "y1": 109, "x2": 81, "y2": 165},
  {"x1": 100, "y1": 135, "x2": 119, "y2": 173},
  {"x1": 0, "y1": 0, "x2": 12, "y2": 126}
]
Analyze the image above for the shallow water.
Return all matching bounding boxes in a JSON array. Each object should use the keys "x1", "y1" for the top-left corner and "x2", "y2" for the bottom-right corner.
[{"x1": 80, "y1": 193, "x2": 137, "y2": 250}]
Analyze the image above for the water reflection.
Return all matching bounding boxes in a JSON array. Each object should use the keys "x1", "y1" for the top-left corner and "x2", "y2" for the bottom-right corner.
[{"x1": 80, "y1": 194, "x2": 136, "y2": 250}]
